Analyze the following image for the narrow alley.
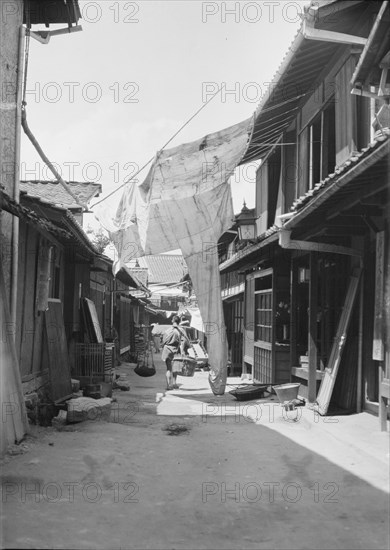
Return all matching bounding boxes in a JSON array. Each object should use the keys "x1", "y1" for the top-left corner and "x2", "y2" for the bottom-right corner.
[{"x1": 1, "y1": 358, "x2": 388, "y2": 550}]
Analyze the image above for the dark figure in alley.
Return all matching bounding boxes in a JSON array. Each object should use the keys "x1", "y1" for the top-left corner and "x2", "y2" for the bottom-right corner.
[{"x1": 161, "y1": 315, "x2": 190, "y2": 390}]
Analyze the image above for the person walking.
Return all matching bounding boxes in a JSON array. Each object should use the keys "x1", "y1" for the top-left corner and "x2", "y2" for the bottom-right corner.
[
  {"x1": 151, "y1": 323, "x2": 161, "y2": 352},
  {"x1": 161, "y1": 315, "x2": 190, "y2": 390}
]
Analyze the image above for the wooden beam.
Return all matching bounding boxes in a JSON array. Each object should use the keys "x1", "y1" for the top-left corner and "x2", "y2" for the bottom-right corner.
[
  {"x1": 323, "y1": 227, "x2": 367, "y2": 236},
  {"x1": 351, "y1": 87, "x2": 390, "y2": 100},
  {"x1": 326, "y1": 187, "x2": 389, "y2": 220},
  {"x1": 363, "y1": 216, "x2": 383, "y2": 233},
  {"x1": 310, "y1": 0, "x2": 362, "y2": 19},
  {"x1": 326, "y1": 216, "x2": 367, "y2": 226},
  {"x1": 308, "y1": 252, "x2": 318, "y2": 403},
  {"x1": 343, "y1": 206, "x2": 384, "y2": 217},
  {"x1": 303, "y1": 20, "x2": 367, "y2": 46},
  {"x1": 283, "y1": 239, "x2": 362, "y2": 258}
]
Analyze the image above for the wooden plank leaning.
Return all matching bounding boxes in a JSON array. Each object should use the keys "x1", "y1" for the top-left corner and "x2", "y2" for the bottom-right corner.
[
  {"x1": 316, "y1": 267, "x2": 362, "y2": 416},
  {"x1": 0, "y1": 263, "x2": 28, "y2": 454}
]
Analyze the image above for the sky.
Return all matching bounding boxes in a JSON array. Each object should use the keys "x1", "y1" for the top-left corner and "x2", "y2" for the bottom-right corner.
[{"x1": 21, "y1": 0, "x2": 309, "y2": 233}]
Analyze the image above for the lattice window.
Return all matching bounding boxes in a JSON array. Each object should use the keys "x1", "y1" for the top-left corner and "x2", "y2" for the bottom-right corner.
[
  {"x1": 253, "y1": 346, "x2": 272, "y2": 383},
  {"x1": 255, "y1": 290, "x2": 272, "y2": 343}
]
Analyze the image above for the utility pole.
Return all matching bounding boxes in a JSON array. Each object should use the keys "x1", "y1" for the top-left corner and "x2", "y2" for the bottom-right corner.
[{"x1": 0, "y1": 0, "x2": 24, "y2": 315}]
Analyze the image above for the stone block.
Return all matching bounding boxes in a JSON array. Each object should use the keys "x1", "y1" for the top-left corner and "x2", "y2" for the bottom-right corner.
[{"x1": 66, "y1": 397, "x2": 112, "y2": 423}]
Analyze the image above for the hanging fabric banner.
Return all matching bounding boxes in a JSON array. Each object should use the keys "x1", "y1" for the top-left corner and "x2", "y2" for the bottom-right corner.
[{"x1": 97, "y1": 117, "x2": 253, "y2": 394}]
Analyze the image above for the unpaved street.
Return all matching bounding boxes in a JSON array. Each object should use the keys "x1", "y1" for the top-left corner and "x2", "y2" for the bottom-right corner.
[{"x1": 1, "y1": 360, "x2": 389, "y2": 550}]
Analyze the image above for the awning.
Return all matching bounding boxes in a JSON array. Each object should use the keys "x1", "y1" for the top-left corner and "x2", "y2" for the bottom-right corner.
[
  {"x1": 240, "y1": 34, "x2": 337, "y2": 164},
  {"x1": 240, "y1": 1, "x2": 372, "y2": 165}
]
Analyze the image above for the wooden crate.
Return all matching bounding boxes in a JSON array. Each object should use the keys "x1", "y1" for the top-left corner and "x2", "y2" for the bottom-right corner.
[{"x1": 73, "y1": 343, "x2": 114, "y2": 386}]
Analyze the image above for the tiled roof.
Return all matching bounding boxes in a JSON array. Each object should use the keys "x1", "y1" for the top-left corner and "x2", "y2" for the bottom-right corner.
[
  {"x1": 290, "y1": 131, "x2": 390, "y2": 214},
  {"x1": 19, "y1": 180, "x2": 101, "y2": 210},
  {"x1": 127, "y1": 255, "x2": 188, "y2": 284},
  {"x1": 219, "y1": 231, "x2": 279, "y2": 273},
  {"x1": 115, "y1": 265, "x2": 150, "y2": 294},
  {"x1": 19, "y1": 192, "x2": 99, "y2": 256},
  {"x1": 1, "y1": 188, "x2": 72, "y2": 240}
]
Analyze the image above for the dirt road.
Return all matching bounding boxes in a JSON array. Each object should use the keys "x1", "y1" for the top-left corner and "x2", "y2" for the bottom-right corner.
[{"x1": 1, "y1": 360, "x2": 388, "y2": 549}]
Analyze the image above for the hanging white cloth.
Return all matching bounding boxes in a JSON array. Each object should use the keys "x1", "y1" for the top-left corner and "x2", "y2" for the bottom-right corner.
[{"x1": 97, "y1": 117, "x2": 253, "y2": 394}]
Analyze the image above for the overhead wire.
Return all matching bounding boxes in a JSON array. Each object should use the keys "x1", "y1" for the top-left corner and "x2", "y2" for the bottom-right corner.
[
  {"x1": 91, "y1": 91, "x2": 309, "y2": 210},
  {"x1": 20, "y1": 21, "x2": 310, "y2": 215},
  {"x1": 90, "y1": 85, "x2": 225, "y2": 209}
]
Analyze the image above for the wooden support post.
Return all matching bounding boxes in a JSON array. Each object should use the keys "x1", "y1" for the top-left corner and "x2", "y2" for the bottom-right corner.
[
  {"x1": 290, "y1": 259, "x2": 298, "y2": 368},
  {"x1": 373, "y1": 232, "x2": 386, "y2": 429},
  {"x1": 373, "y1": 232, "x2": 385, "y2": 361},
  {"x1": 378, "y1": 363, "x2": 388, "y2": 431},
  {"x1": 356, "y1": 269, "x2": 364, "y2": 412},
  {"x1": 308, "y1": 252, "x2": 318, "y2": 403}
]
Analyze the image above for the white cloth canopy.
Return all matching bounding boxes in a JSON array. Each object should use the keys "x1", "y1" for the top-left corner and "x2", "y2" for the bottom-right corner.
[
  {"x1": 178, "y1": 304, "x2": 205, "y2": 333},
  {"x1": 149, "y1": 284, "x2": 187, "y2": 297},
  {"x1": 186, "y1": 307, "x2": 205, "y2": 333},
  {"x1": 97, "y1": 117, "x2": 253, "y2": 394}
]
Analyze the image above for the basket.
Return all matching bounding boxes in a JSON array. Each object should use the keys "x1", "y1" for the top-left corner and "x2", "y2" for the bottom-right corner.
[
  {"x1": 172, "y1": 355, "x2": 197, "y2": 377},
  {"x1": 229, "y1": 384, "x2": 270, "y2": 401},
  {"x1": 273, "y1": 383, "x2": 300, "y2": 403}
]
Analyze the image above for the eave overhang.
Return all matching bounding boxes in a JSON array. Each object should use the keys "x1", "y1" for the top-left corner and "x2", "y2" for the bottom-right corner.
[{"x1": 240, "y1": 0, "x2": 373, "y2": 166}]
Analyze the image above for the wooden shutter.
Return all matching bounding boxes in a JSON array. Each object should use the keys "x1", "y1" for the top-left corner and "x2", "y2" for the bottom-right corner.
[
  {"x1": 244, "y1": 275, "x2": 255, "y2": 364},
  {"x1": 282, "y1": 130, "x2": 297, "y2": 213},
  {"x1": 335, "y1": 56, "x2": 357, "y2": 166},
  {"x1": 255, "y1": 162, "x2": 268, "y2": 235},
  {"x1": 44, "y1": 299, "x2": 73, "y2": 403},
  {"x1": 268, "y1": 149, "x2": 281, "y2": 227},
  {"x1": 297, "y1": 127, "x2": 309, "y2": 197},
  {"x1": 245, "y1": 276, "x2": 255, "y2": 330}
]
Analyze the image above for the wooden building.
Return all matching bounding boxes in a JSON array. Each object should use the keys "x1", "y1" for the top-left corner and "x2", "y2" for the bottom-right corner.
[
  {"x1": 0, "y1": 0, "x2": 83, "y2": 449},
  {"x1": 220, "y1": 0, "x2": 389, "y2": 426},
  {"x1": 1, "y1": 181, "x2": 146, "y2": 412}
]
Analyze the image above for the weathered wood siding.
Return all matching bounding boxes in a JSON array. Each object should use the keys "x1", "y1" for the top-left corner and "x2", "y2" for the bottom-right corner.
[{"x1": 335, "y1": 56, "x2": 357, "y2": 167}]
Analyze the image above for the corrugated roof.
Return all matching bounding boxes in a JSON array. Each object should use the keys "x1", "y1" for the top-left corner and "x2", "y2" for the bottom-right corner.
[
  {"x1": 127, "y1": 255, "x2": 188, "y2": 284},
  {"x1": 19, "y1": 180, "x2": 101, "y2": 210}
]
